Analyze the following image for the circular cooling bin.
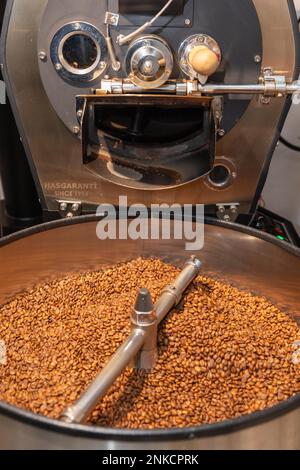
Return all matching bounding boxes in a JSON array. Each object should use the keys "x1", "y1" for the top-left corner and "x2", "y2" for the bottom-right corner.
[{"x1": 0, "y1": 218, "x2": 299, "y2": 450}]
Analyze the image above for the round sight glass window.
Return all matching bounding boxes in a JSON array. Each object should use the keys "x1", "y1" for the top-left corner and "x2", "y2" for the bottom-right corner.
[{"x1": 62, "y1": 33, "x2": 99, "y2": 71}]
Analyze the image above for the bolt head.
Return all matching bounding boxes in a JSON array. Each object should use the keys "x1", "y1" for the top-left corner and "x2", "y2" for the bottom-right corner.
[
  {"x1": 71, "y1": 203, "x2": 80, "y2": 212},
  {"x1": 39, "y1": 51, "x2": 47, "y2": 61},
  {"x1": 254, "y1": 55, "x2": 262, "y2": 63},
  {"x1": 72, "y1": 126, "x2": 80, "y2": 135},
  {"x1": 59, "y1": 202, "x2": 68, "y2": 212},
  {"x1": 112, "y1": 61, "x2": 121, "y2": 72},
  {"x1": 264, "y1": 68, "x2": 273, "y2": 76},
  {"x1": 218, "y1": 129, "x2": 225, "y2": 137},
  {"x1": 185, "y1": 19, "x2": 191, "y2": 26},
  {"x1": 55, "y1": 63, "x2": 62, "y2": 71}
]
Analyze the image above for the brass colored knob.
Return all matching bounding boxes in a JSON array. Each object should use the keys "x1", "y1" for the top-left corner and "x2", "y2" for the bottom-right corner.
[{"x1": 188, "y1": 45, "x2": 220, "y2": 76}]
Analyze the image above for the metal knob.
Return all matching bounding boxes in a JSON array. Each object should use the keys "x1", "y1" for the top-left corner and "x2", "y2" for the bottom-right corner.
[{"x1": 189, "y1": 45, "x2": 220, "y2": 76}]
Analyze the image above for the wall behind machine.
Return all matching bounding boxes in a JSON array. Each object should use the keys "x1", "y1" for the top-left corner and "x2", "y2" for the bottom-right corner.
[{"x1": 263, "y1": 0, "x2": 300, "y2": 235}]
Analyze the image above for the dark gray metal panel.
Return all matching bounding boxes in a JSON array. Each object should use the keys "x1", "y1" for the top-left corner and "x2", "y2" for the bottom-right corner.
[
  {"x1": 110, "y1": 0, "x2": 193, "y2": 27},
  {"x1": 38, "y1": 0, "x2": 262, "y2": 135}
]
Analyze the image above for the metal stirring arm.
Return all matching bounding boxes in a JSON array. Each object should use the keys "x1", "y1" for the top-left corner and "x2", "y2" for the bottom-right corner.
[{"x1": 61, "y1": 256, "x2": 202, "y2": 424}]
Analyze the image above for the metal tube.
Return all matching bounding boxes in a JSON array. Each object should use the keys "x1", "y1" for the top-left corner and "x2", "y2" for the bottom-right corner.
[
  {"x1": 61, "y1": 329, "x2": 145, "y2": 424},
  {"x1": 156, "y1": 257, "x2": 202, "y2": 323},
  {"x1": 200, "y1": 82, "x2": 300, "y2": 95},
  {"x1": 200, "y1": 83, "x2": 265, "y2": 94},
  {"x1": 99, "y1": 79, "x2": 300, "y2": 96},
  {"x1": 105, "y1": 36, "x2": 120, "y2": 72},
  {"x1": 122, "y1": 82, "x2": 177, "y2": 95}
]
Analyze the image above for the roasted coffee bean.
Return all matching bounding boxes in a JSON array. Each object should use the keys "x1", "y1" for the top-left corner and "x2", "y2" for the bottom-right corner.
[{"x1": 0, "y1": 258, "x2": 299, "y2": 429}]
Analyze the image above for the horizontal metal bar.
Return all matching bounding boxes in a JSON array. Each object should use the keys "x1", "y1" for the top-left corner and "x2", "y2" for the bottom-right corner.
[{"x1": 98, "y1": 78, "x2": 300, "y2": 97}]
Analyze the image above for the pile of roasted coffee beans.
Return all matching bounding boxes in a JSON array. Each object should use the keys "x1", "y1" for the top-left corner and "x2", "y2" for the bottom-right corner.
[{"x1": 0, "y1": 258, "x2": 299, "y2": 429}]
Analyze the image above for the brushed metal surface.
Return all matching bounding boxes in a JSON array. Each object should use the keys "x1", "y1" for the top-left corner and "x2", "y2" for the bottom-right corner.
[
  {"x1": 0, "y1": 1, "x2": 297, "y2": 213},
  {"x1": 0, "y1": 220, "x2": 299, "y2": 449},
  {"x1": 0, "y1": 404, "x2": 299, "y2": 450}
]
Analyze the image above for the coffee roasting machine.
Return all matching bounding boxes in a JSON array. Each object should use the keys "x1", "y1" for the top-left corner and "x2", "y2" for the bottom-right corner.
[
  {"x1": 0, "y1": 0, "x2": 300, "y2": 450},
  {"x1": 1, "y1": 0, "x2": 300, "y2": 226}
]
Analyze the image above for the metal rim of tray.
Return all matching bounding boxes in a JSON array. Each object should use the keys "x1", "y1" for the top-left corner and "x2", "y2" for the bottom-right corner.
[{"x1": 0, "y1": 216, "x2": 299, "y2": 442}]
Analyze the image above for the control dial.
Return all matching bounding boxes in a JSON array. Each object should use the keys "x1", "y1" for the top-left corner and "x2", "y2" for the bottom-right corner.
[
  {"x1": 179, "y1": 34, "x2": 221, "y2": 82},
  {"x1": 125, "y1": 35, "x2": 173, "y2": 89}
]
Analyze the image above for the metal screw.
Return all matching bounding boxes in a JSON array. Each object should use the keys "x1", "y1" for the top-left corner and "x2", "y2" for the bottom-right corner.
[
  {"x1": 77, "y1": 109, "x2": 83, "y2": 119},
  {"x1": 224, "y1": 215, "x2": 231, "y2": 222},
  {"x1": 185, "y1": 19, "x2": 191, "y2": 26},
  {"x1": 55, "y1": 63, "x2": 62, "y2": 71},
  {"x1": 112, "y1": 61, "x2": 121, "y2": 72},
  {"x1": 71, "y1": 203, "x2": 80, "y2": 212},
  {"x1": 261, "y1": 96, "x2": 271, "y2": 105},
  {"x1": 39, "y1": 51, "x2": 47, "y2": 62},
  {"x1": 66, "y1": 212, "x2": 74, "y2": 219},
  {"x1": 100, "y1": 61, "x2": 106, "y2": 69},
  {"x1": 264, "y1": 67, "x2": 273, "y2": 76},
  {"x1": 218, "y1": 129, "x2": 225, "y2": 137},
  {"x1": 254, "y1": 55, "x2": 262, "y2": 63},
  {"x1": 74, "y1": 23, "x2": 81, "y2": 30},
  {"x1": 72, "y1": 126, "x2": 80, "y2": 135},
  {"x1": 59, "y1": 202, "x2": 68, "y2": 212}
]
